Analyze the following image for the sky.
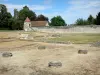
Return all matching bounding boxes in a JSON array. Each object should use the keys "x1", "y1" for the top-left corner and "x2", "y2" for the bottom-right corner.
[{"x1": 0, "y1": 0, "x2": 100, "y2": 24}]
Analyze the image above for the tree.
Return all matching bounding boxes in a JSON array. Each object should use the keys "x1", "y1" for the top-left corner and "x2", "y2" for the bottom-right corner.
[
  {"x1": 18, "y1": 6, "x2": 36, "y2": 21},
  {"x1": 0, "y1": 4, "x2": 12, "y2": 29},
  {"x1": 8, "y1": 18, "x2": 23, "y2": 30},
  {"x1": 87, "y1": 15, "x2": 94, "y2": 25},
  {"x1": 75, "y1": 18, "x2": 89, "y2": 25},
  {"x1": 96, "y1": 12, "x2": 100, "y2": 25},
  {"x1": 36, "y1": 14, "x2": 48, "y2": 21},
  {"x1": 50, "y1": 16, "x2": 66, "y2": 26},
  {"x1": 17, "y1": 6, "x2": 37, "y2": 30},
  {"x1": 14, "y1": 9, "x2": 19, "y2": 19},
  {"x1": 93, "y1": 18, "x2": 96, "y2": 25}
]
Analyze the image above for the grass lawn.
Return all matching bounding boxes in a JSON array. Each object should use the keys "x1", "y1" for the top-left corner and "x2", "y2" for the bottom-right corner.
[
  {"x1": 48, "y1": 33, "x2": 100, "y2": 44},
  {"x1": 0, "y1": 30, "x2": 23, "y2": 32},
  {"x1": 0, "y1": 31, "x2": 100, "y2": 44}
]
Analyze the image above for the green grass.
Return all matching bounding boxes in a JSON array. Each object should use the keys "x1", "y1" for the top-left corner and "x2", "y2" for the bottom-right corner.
[
  {"x1": 0, "y1": 30, "x2": 20, "y2": 32},
  {"x1": 48, "y1": 33, "x2": 100, "y2": 44}
]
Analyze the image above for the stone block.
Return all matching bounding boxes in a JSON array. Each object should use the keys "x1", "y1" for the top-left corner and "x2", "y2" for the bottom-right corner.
[
  {"x1": 48, "y1": 61, "x2": 62, "y2": 67},
  {"x1": 78, "y1": 50, "x2": 88, "y2": 54},
  {"x1": 2, "y1": 52, "x2": 13, "y2": 57}
]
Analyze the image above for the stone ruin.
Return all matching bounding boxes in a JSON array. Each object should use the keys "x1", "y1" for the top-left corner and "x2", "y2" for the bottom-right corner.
[
  {"x1": 38, "y1": 46, "x2": 46, "y2": 50},
  {"x1": 78, "y1": 50, "x2": 88, "y2": 54},
  {"x1": 48, "y1": 61, "x2": 62, "y2": 67},
  {"x1": 28, "y1": 25, "x2": 100, "y2": 33},
  {"x1": 2, "y1": 52, "x2": 13, "y2": 57},
  {"x1": 19, "y1": 33, "x2": 33, "y2": 40}
]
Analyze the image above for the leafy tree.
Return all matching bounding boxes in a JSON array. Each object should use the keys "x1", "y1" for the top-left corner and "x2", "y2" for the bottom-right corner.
[
  {"x1": 8, "y1": 18, "x2": 23, "y2": 30},
  {"x1": 12, "y1": 20, "x2": 23, "y2": 30},
  {"x1": 8, "y1": 17, "x2": 15, "y2": 30},
  {"x1": 23, "y1": 6, "x2": 29, "y2": 10},
  {"x1": 75, "y1": 18, "x2": 89, "y2": 25},
  {"x1": 87, "y1": 15, "x2": 94, "y2": 25},
  {"x1": 0, "y1": 4, "x2": 12, "y2": 28},
  {"x1": 0, "y1": 4, "x2": 7, "y2": 13},
  {"x1": 16, "y1": 6, "x2": 37, "y2": 29},
  {"x1": 14, "y1": 9, "x2": 19, "y2": 19},
  {"x1": 93, "y1": 18, "x2": 97, "y2": 25},
  {"x1": 96, "y1": 12, "x2": 100, "y2": 25},
  {"x1": 36, "y1": 14, "x2": 48, "y2": 21},
  {"x1": 50, "y1": 16, "x2": 66, "y2": 26},
  {"x1": 18, "y1": 6, "x2": 36, "y2": 21}
]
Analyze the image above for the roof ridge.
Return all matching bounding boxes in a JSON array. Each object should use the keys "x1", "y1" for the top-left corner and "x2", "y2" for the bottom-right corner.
[
  {"x1": 25, "y1": 17, "x2": 31, "y2": 22},
  {"x1": 31, "y1": 21, "x2": 48, "y2": 22}
]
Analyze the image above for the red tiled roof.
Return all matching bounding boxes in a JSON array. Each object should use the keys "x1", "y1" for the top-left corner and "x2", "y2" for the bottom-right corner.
[
  {"x1": 31, "y1": 21, "x2": 48, "y2": 27},
  {"x1": 25, "y1": 17, "x2": 31, "y2": 22}
]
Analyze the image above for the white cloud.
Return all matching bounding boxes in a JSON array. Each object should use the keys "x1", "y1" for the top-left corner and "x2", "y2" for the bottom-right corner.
[
  {"x1": 3, "y1": 0, "x2": 100, "y2": 24},
  {"x1": 5, "y1": 3, "x2": 52, "y2": 16},
  {"x1": 68, "y1": 0, "x2": 100, "y2": 9},
  {"x1": 5, "y1": 4, "x2": 24, "y2": 10},
  {"x1": 65, "y1": 0, "x2": 100, "y2": 24},
  {"x1": 5, "y1": 4, "x2": 52, "y2": 10},
  {"x1": 40, "y1": 0, "x2": 100, "y2": 24},
  {"x1": 36, "y1": 12, "x2": 60, "y2": 19},
  {"x1": 44, "y1": 0, "x2": 52, "y2": 4},
  {"x1": 0, "y1": 0, "x2": 8, "y2": 1}
]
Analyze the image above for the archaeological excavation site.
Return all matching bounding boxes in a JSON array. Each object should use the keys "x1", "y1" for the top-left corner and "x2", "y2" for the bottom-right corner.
[{"x1": 0, "y1": 27, "x2": 100, "y2": 75}]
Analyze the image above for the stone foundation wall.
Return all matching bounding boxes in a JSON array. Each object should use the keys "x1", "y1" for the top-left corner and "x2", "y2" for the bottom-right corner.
[{"x1": 28, "y1": 25, "x2": 100, "y2": 33}]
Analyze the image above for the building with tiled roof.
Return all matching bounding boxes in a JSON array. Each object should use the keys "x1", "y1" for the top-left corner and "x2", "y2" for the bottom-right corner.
[{"x1": 24, "y1": 17, "x2": 49, "y2": 31}]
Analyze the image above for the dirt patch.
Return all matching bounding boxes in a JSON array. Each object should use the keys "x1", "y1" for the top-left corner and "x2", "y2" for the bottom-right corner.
[{"x1": 0, "y1": 31, "x2": 100, "y2": 75}]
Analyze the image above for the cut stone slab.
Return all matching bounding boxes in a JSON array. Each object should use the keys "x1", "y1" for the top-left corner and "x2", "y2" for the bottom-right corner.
[
  {"x1": 48, "y1": 61, "x2": 62, "y2": 67},
  {"x1": 78, "y1": 50, "x2": 88, "y2": 54},
  {"x1": 19, "y1": 34, "x2": 29, "y2": 39},
  {"x1": 2, "y1": 52, "x2": 13, "y2": 57},
  {"x1": 19, "y1": 33, "x2": 33, "y2": 40},
  {"x1": 38, "y1": 46, "x2": 46, "y2": 50},
  {"x1": 52, "y1": 34, "x2": 61, "y2": 37}
]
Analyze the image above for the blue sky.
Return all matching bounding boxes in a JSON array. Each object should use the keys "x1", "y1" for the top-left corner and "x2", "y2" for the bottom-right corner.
[{"x1": 0, "y1": 0, "x2": 100, "y2": 24}]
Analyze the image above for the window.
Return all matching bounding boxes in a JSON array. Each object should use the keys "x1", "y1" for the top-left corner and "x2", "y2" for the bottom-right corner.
[{"x1": 29, "y1": 24, "x2": 31, "y2": 27}]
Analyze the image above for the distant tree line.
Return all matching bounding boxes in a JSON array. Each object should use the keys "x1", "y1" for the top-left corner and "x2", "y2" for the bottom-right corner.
[
  {"x1": 0, "y1": 4, "x2": 100, "y2": 30},
  {"x1": 75, "y1": 13, "x2": 100, "y2": 25}
]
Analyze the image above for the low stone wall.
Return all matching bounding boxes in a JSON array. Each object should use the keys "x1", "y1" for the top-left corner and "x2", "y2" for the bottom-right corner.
[
  {"x1": 19, "y1": 33, "x2": 33, "y2": 40},
  {"x1": 29, "y1": 25, "x2": 100, "y2": 33}
]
